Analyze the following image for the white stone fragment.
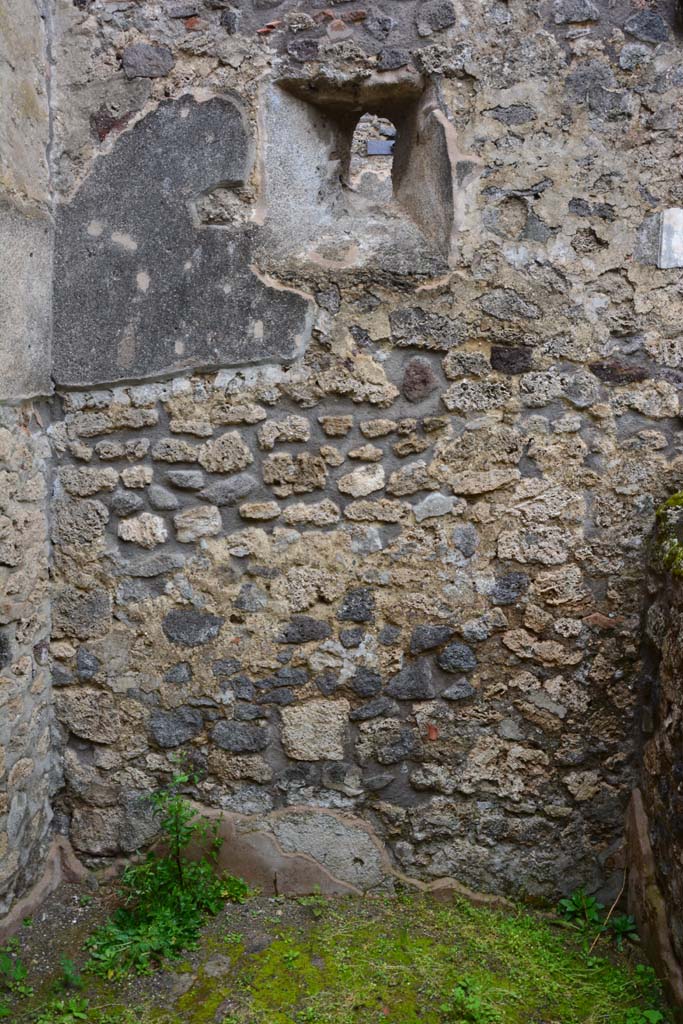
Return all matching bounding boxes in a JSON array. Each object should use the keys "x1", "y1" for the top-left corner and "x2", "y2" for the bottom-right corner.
[
  {"x1": 118, "y1": 513, "x2": 168, "y2": 549},
  {"x1": 658, "y1": 208, "x2": 683, "y2": 269}
]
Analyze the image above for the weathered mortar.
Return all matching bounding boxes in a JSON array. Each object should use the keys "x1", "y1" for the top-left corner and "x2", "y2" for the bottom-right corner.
[{"x1": 2, "y1": 0, "x2": 683, "y2": 946}]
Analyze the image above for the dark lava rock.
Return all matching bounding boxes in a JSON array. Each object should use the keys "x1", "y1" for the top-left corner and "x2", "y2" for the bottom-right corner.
[
  {"x1": 351, "y1": 668, "x2": 382, "y2": 698},
  {"x1": 234, "y1": 583, "x2": 268, "y2": 613},
  {"x1": 437, "y1": 642, "x2": 477, "y2": 673},
  {"x1": 168, "y1": 1, "x2": 199, "y2": 15},
  {"x1": 255, "y1": 688, "x2": 296, "y2": 706},
  {"x1": 452, "y1": 524, "x2": 478, "y2": 558},
  {"x1": 589, "y1": 360, "x2": 649, "y2": 385},
  {"x1": 488, "y1": 104, "x2": 536, "y2": 126},
  {"x1": 416, "y1": 0, "x2": 457, "y2": 37},
  {"x1": 52, "y1": 666, "x2": 73, "y2": 688},
  {"x1": 402, "y1": 356, "x2": 440, "y2": 403},
  {"x1": 122, "y1": 43, "x2": 175, "y2": 79},
  {"x1": 377, "y1": 727, "x2": 419, "y2": 764},
  {"x1": 212, "y1": 658, "x2": 241, "y2": 678},
  {"x1": 149, "y1": 707, "x2": 203, "y2": 747},
  {"x1": 165, "y1": 662, "x2": 192, "y2": 684},
  {"x1": 76, "y1": 647, "x2": 100, "y2": 680},
  {"x1": 199, "y1": 473, "x2": 257, "y2": 507},
  {"x1": 109, "y1": 490, "x2": 144, "y2": 517},
  {"x1": 287, "y1": 37, "x2": 319, "y2": 62},
  {"x1": 220, "y1": 8, "x2": 240, "y2": 32},
  {"x1": 378, "y1": 625, "x2": 402, "y2": 646},
  {"x1": 443, "y1": 678, "x2": 476, "y2": 701},
  {"x1": 377, "y1": 47, "x2": 408, "y2": 71},
  {"x1": 363, "y1": 770, "x2": 395, "y2": 790},
  {"x1": 491, "y1": 346, "x2": 533, "y2": 375},
  {"x1": 149, "y1": 485, "x2": 180, "y2": 511},
  {"x1": 166, "y1": 470, "x2": 204, "y2": 490},
  {"x1": 212, "y1": 721, "x2": 268, "y2": 753},
  {"x1": 491, "y1": 572, "x2": 530, "y2": 606},
  {"x1": 234, "y1": 704, "x2": 262, "y2": 721},
  {"x1": 554, "y1": 0, "x2": 599, "y2": 23},
  {"x1": 387, "y1": 660, "x2": 436, "y2": 700},
  {"x1": 410, "y1": 624, "x2": 454, "y2": 655},
  {"x1": 624, "y1": 11, "x2": 669, "y2": 43},
  {"x1": 315, "y1": 670, "x2": 340, "y2": 696},
  {"x1": 279, "y1": 616, "x2": 332, "y2": 644},
  {"x1": 340, "y1": 628, "x2": 364, "y2": 649},
  {"x1": 349, "y1": 697, "x2": 398, "y2": 721},
  {"x1": 338, "y1": 587, "x2": 375, "y2": 623},
  {"x1": 162, "y1": 608, "x2": 223, "y2": 647},
  {"x1": 125, "y1": 552, "x2": 186, "y2": 578}
]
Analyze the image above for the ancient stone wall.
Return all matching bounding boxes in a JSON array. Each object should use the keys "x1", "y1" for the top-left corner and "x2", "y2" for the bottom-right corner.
[
  {"x1": 0, "y1": 0, "x2": 57, "y2": 918},
  {"x1": 4, "y1": 0, "x2": 683, "y2": 914},
  {"x1": 43, "y1": 0, "x2": 683, "y2": 903}
]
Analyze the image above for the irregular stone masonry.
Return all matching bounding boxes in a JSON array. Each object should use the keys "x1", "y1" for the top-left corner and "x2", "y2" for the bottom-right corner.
[
  {"x1": 0, "y1": 409, "x2": 55, "y2": 917},
  {"x1": 2, "y1": 0, "x2": 683, "y2": 946},
  {"x1": 48, "y1": 349, "x2": 655, "y2": 898}
]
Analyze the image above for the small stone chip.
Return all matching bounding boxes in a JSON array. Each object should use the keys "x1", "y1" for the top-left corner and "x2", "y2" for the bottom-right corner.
[
  {"x1": 337, "y1": 464, "x2": 385, "y2": 498},
  {"x1": 319, "y1": 415, "x2": 353, "y2": 437},
  {"x1": 174, "y1": 505, "x2": 222, "y2": 543},
  {"x1": 239, "y1": 501, "x2": 281, "y2": 521},
  {"x1": 122, "y1": 43, "x2": 175, "y2": 79},
  {"x1": 283, "y1": 499, "x2": 340, "y2": 527},
  {"x1": 118, "y1": 513, "x2": 168, "y2": 549}
]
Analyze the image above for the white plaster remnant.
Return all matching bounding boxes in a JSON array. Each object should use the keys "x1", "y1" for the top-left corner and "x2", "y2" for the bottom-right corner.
[
  {"x1": 111, "y1": 231, "x2": 138, "y2": 252},
  {"x1": 136, "y1": 270, "x2": 150, "y2": 293},
  {"x1": 658, "y1": 208, "x2": 683, "y2": 269}
]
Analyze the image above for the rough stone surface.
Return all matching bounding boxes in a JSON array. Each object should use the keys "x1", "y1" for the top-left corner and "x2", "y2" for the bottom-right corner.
[
  {"x1": 280, "y1": 701, "x2": 350, "y2": 761},
  {"x1": 122, "y1": 44, "x2": 175, "y2": 79},
  {"x1": 4, "y1": 0, "x2": 683, "y2": 936},
  {"x1": 162, "y1": 609, "x2": 223, "y2": 648}
]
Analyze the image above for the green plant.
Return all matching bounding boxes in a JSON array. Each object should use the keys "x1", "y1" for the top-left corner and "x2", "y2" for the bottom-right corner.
[
  {"x1": 85, "y1": 761, "x2": 248, "y2": 978},
  {"x1": 0, "y1": 945, "x2": 33, "y2": 998},
  {"x1": 297, "y1": 888, "x2": 328, "y2": 919},
  {"x1": 440, "y1": 978, "x2": 503, "y2": 1023},
  {"x1": 220, "y1": 875, "x2": 251, "y2": 904},
  {"x1": 623, "y1": 1011, "x2": 664, "y2": 1024},
  {"x1": 557, "y1": 887, "x2": 605, "y2": 930},
  {"x1": 33, "y1": 997, "x2": 90, "y2": 1023},
  {"x1": 610, "y1": 914, "x2": 639, "y2": 951},
  {"x1": 55, "y1": 957, "x2": 84, "y2": 992}
]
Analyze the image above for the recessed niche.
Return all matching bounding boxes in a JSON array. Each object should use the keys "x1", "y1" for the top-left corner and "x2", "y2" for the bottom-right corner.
[{"x1": 257, "y1": 71, "x2": 480, "y2": 280}]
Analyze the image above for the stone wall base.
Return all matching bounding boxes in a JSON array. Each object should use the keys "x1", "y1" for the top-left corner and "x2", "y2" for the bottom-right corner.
[{"x1": 0, "y1": 837, "x2": 88, "y2": 944}]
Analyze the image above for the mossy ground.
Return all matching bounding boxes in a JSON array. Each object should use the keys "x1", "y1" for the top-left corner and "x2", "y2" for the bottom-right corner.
[{"x1": 3, "y1": 883, "x2": 673, "y2": 1024}]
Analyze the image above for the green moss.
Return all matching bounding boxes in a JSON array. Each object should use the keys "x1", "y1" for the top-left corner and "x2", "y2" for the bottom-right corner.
[
  {"x1": 20, "y1": 892, "x2": 672, "y2": 1024},
  {"x1": 655, "y1": 491, "x2": 683, "y2": 577},
  {"x1": 175, "y1": 972, "x2": 232, "y2": 1024},
  {"x1": 202, "y1": 894, "x2": 670, "y2": 1024}
]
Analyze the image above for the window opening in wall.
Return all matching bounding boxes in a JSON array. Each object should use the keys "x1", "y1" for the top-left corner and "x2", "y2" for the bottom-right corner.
[{"x1": 346, "y1": 113, "x2": 397, "y2": 205}]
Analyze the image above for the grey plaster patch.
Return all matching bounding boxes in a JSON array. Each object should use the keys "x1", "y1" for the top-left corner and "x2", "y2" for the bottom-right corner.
[
  {"x1": 54, "y1": 96, "x2": 312, "y2": 386},
  {"x1": 0, "y1": 200, "x2": 52, "y2": 401}
]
